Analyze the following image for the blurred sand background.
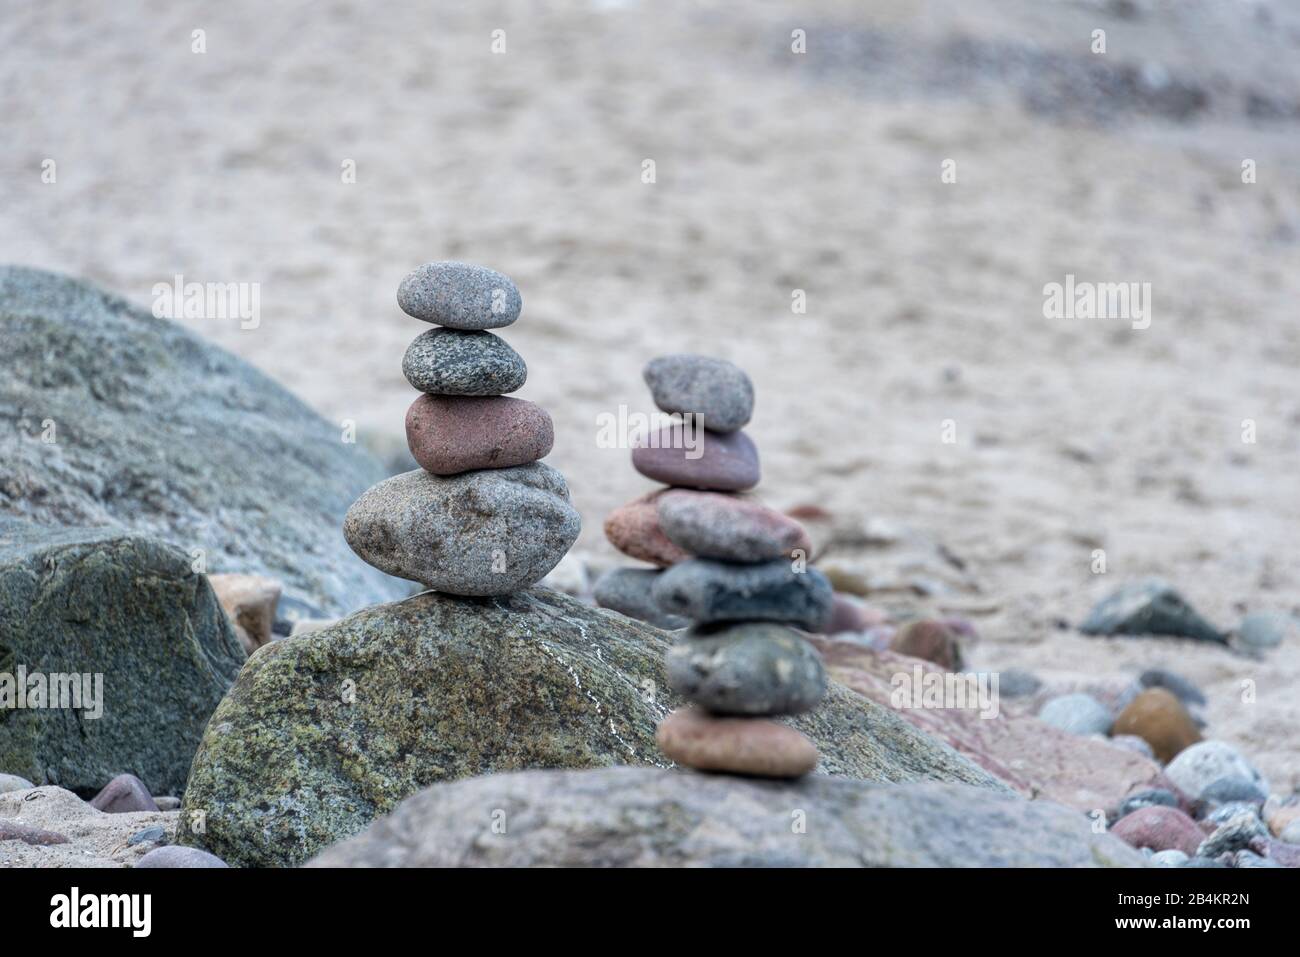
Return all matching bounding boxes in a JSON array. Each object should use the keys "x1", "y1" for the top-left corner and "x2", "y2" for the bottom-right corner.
[{"x1": 4, "y1": 0, "x2": 1300, "y2": 789}]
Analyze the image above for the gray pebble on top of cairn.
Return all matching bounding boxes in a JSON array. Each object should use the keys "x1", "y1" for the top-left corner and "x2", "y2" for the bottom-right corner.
[
  {"x1": 595, "y1": 353, "x2": 829, "y2": 779},
  {"x1": 344, "y1": 262, "x2": 579, "y2": 597}
]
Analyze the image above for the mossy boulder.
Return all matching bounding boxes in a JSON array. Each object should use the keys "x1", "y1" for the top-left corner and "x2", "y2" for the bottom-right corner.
[
  {"x1": 179, "y1": 588, "x2": 1006, "y2": 866},
  {"x1": 0, "y1": 265, "x2": 406, "y2": 616},
  {"x1": 0, "y1": 520, "x2": 245, "y2": 795}
]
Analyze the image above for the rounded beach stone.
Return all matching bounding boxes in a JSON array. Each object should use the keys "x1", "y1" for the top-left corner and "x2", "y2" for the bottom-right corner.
[
  {"x1": 888, "y1": 619, "x2": 964, "y2": 670},
  {"x1": 343, "y1": 463, "x2": 580, "y2": 596},
  {"x1": 642, "y1": 354, "x2": 754, "y2": 433},
  {"x1": 396, "y1": 261, "x2": 521, "y2": 329},
  {"x1": 89, "y1": 773, "x2": 159, "y2": 814},
  {"x1": 603, "y1": 491, "x2": 691, "y2": 567},
  {"x1": 656, "y1": 490, "x2": 811, "y2": 563},
  {"x1": 0, "y1": 773, "x2": 35, "y2": 794},
  {"x1": 1165, "y1": 740, "x2": 1268, "y2": 800},
  {"x1": 1037, "y1": 693, "x2": 1113, "y2": 737},
  {"x1": 1111, "y1": 687, "x2": 1201, "y2": 763},
  {"x1": 405, "y1": 394, "x2": 553, "y2": 475},
  {"x1": 593, "y1": 568, "x2": 689, "y2": 630},
  {"x1": 1200, "y1": 775, "x2": 1267, "y2": 807},
  {"x1": 666, "y1": 622, "x2": 827, "y2": 716},
  {"x1": 402, "y1": 328, "x2": 527, "y2": 396},
  {"x1": 652, "y1": 559, "x2": 834, "y2": 632},
  {"x1": 1111, "y1": 805, "x2": 1205, "y2": 856},
  {"x1": 136, "y1": 846, "x2": 229, "y2": 869},
  {"x1": 631, "y1": 427, "x2": 759, "y2": 491},
  {"x1": 822, "y1": 593, "x2": 887, "y2": 635},
  {"x1": 656, "y1": 707, "x2": 818, "y2": 778}
]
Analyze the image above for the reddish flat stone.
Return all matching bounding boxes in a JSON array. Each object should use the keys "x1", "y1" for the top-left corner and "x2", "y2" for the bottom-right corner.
[
  {"x1": 656, "y1": 708, "x2": 818, "y2": 778},
  {"x1": 0, "y1": 819, "x2": 70, "y2": 846},
  {"x1": 1111, "y1": 806, "x2": 1204, "y2": 856},
  {"x1": 603, "y1": 491, "x2": 691, "y2": 567},
  {"x1": 405, "y1": 394, "x2": 553, "y2": 476},
  {"x1": 631, "y1": 427, "x2": 759, "y2": 492},
  {"x1": 89, "y1": 773, "x2": 159, "y2": 814},
  {"x1": 656, "y1": 490, "x2": 811, "y2": 562}
]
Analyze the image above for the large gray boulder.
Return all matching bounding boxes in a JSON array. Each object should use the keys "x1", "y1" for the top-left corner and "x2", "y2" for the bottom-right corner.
[
  {"x1": 178, "y1": 588, "x2": 1005, "y2": 866},
  {"x1": 0, "y1": 265, "x2": 406, "y2": 616},
  {"x1": 0, "y1": 519, "x2": 245, "y2": 795},
  {"x1": 307, "y1": 766, "x2": 1146, "y2": 868}
]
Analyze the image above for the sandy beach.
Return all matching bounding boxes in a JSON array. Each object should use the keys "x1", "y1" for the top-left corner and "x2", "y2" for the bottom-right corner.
[{"x1": 4, "y1": 0, "x2": 1299, "y2": 791}]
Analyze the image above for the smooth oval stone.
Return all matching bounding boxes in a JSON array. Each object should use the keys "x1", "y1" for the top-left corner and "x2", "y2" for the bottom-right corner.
[
  {"x1": 343, "y1": 463, "x2": 580, "y2": 596},
  {"x1": 1111, "y1": 806, "x2": 1205, "y2": 856},
  {"x1": 0, "y1": 773, "x2": 35, "y2": 794},
  {"x1": 89, "y1": 773, "x2": 159, "y2": 814},
  {"x1": 135, "y1": 846, "x2": 229, "y2": 869},
  {"x1": 405, "y1": 394, "x2": 553, "y2": 475},
  {"x1": 127, "y1": 825, "x2": 168, "y2": 846},
  {"x1": 1111, "y1": 687, "x2": 1201, "y2": 763},
  {"x1": 632, "y1": 427, "x2": 759, "y2": 492},
  {"x1": 1200, "y1": 775, "x2": 1267, "y2": 806},
  {"x1": 402, "y1": 328, "x2": 527, "y2": 396},
  {"x1": 656, "y1": 490, "x2": 811, "y2": 563},
  {"x1": 604, "y1": 490, "x2": 691, "y2": 567},
  {"x1": 1238, "y1": 611, "x2": 1289, "y2": 650},
  {"x1": 666, "y1": 623, "x2": 827, "y2": 716},
  {"x1": 397, "y1": 261, "x2": 522, "y2": 329},
  {"x1": 656, "y1": 707, "x2": 817, "y2": 778},
  {"x1": 593, "y1": 568, "x2": 689, "y2": 630},
  {"x1": 1165, "y1": 740, "x2": 1268, "y2": 800},
  {"x1": 1037, "y1": 693, "x2": 1113, "y2": 737},
  {"x1": 888, "y1": 619, "x2": 964, "y2": 670},
  {"x1": 642, "y1": 354, "x2": 754, "y2": 433},
  {"x1": 652, "y1": 559, "x2": 833, "y2": 631}
]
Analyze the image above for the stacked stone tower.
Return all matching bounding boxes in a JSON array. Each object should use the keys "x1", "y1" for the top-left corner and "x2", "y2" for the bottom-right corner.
[
  {"x1": 344, "y1": 262, "x2": 579, "y2": 595},
  {"x1": 598, "y1": 354, "x2": 834, "y2": 778}
]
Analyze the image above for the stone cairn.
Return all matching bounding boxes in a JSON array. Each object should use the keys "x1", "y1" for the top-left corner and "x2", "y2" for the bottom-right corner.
[
  {"x1": 596, "y1": 354, "x2": 834, "y2": 778},
  {"x1": 344, "y1": 262, "x2": 579, "y2": 596}
]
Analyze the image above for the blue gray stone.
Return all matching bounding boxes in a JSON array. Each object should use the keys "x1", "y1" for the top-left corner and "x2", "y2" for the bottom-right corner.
[
  {"x1": 642, "y1": 354, "x2": 755, "y2": 433},
  {"x1": 1238, "y1": 611, "x2": 1289, "y2": 651},
  {"x1": 594, "y1": 568, "x2": 689, "y2": 630},
  {"x1": 1138, "y1": 668, "x2": 1206, "y2": 706},
  {"x1": 666, "y1": 623, "x2": 827, "y2": 716},
  {"x1": 1080, "y1": 579, "x2": 1225, "y2": 644},
  {"x1": 127, "y1": 826, "x2": 168, "y2": 847},
  {"x1": 1037, "y1": 693, "x2": 1113, "y2": 736},
  {"x1": 1200, "y1": 775, "x2": 1267, "y2": 807},
  {"x1": 397, "y1": 261, "x2": 521, "y2": 329},
  {"x1": 1150, "y1": 849, "x2": 1188, "y2": 867},
  {"x1": 652, "y1": 559, "x2": 834, "y2": 631},
  {"x1": 1165, "y1": 740, "x2": 1268, "y2": 801},
  {"x1": 401, "y1": 327, "x2": 527, "y2": 396},
  {"x1": 1117, "y1": 788, "x2": 1178, "y2": 819}
]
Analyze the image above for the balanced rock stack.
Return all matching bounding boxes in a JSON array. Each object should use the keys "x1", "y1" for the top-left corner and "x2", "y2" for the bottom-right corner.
[
  {"x1": 598, "y1": 354, "x2": 834, "y2": 779},
  {"x1": 344, "y1": 262, "x2": 579, "y2": 595}
]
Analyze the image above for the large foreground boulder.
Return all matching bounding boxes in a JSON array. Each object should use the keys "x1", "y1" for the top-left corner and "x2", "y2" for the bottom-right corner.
[
  {"x1": 0, "y1": 265, "x2": 406, "y2": 616},
  {"x1": 0, "y1": 520, "x2": 245, "y2": 795},
  {"x1": 307, "y1": 766, "x2": 1146, "y2": 867},
  {"x1": 179, "y1": 588, "x2": 1005, "y2": 866}
]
